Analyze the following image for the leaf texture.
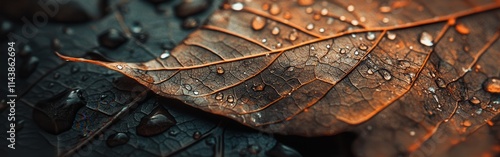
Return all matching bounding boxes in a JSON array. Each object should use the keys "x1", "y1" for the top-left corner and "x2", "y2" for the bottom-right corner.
[{"x1": 57, "y1": 0, "x2": 500, "y2": 155}]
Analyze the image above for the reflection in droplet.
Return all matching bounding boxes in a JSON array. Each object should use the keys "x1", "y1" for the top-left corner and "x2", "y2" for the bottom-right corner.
[
  {"x1": 470, "y1": 96, "x2": 481, "y2": 105},
  {"x1": 231, "y1": 2, "x2": 244, "y2": 11},
  {"x1": 269, "y1": 3, "x2": 281, "y2": 15},
  {"x1": 251, "y1": 16, "x2": 266, "y2": 31},
  {"x1": 379, "y1": 6, "x2": 392, "y2": 13},
  {"x1": 106, "y1": 132, "x2": 130, "y2": 147},
  {"x1": 136, "y1": 107, "x2": 177, "y2": 137},
  {"x1": 378, "y1": 69, "x2": 392, "y2": 81},
  {"x1": 160, "y1": 51, "x2": 170, "y2": 59},
  {"x1": 358, "y1": 44, "x2": 368, "y2": 50},
  {"x1": 339, "y1": 48, "x2": 347, "y2": 54},
  {"x1": 184, "y1": 84, "x2": 192, "y2": 91},
  {"x1": 387, "y1": 31, "x2": 396, "y2": 40},
  {"x1": 366, "y1": 32, "x2": 376, "y2": 40},
  {"x1": 483, "y1": 78, "x2": 500, "y2": 94},
  {"x1": 419, "y1": 32, "x2": 434, "y2": 47},
  {"x1": 271, "y1": 26, "x2": 280, "y2": 35}
]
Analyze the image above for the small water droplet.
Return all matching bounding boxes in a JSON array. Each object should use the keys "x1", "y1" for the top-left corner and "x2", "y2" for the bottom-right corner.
[
  {"x1": 455, "y1": 23, "x2": 470, "y2": 35},
  {"x1": 367, "y1": 69, "x2": 374, "y2": 75},
  {"x1": 269, "y1": 3, "x2": 281, "y2": 15},
  {"x1": 276, "y1": 42, "x2": 282, "y2": 48},
  {"x1": 205, "y1": 136, "x2": 216, "y2": 145},
  {"x1": 320, "y1": 8, "x2": 328, "y2": 15},
  {"x1": 289, "y1": 30, "x2": 298, "y2": 41},
  {"x1": 98, "y1": 28, "x2": 128, "y2": 49},
  {"x1": 184, "y1": 84, "x2": 192, "y2": 91},
  {"x1": 347, "y1": 5, "x2": 355, "y2": 12},
  {"x1": 483, "y1": 78, "x2": 500, "y2": 94},
  {"x1": 216, "y1": 66, "x2": 225, "y2": 74},
  {"x1": 319, "y1": 28, "x2": 325, "y2": 33},
  {"x1": 305, "y1": 7, "x2": 313, "y2": 14},
  {"x1": 297, "y1": 0, "x2": 314, "y2": 6},
  {"x1": 253, "y1": 84, "x2": 265, "y2": 91},
  {"x1": 283, "y1": 11, "x2": 292, "y2": 19},
  {"x1": 366, "y1": 32, "x2": 376, "y2": 40},
  {"x1": 116, "y1": 65, "x2": 123, "y2": 70},
  {"x1": 306, "y1": 23, "x2": 314, "y2": 30},
  {"x1": 462, "y1": 120, "x2": 472, "y2": 127},
  {"x1": 310, "y1": 46, "x2": 315, "y2": 50},
  {"x1": 382, "y1": 17, "x2": 390, "y2": 23},
  {"x1": 379, "y1": 6, "x2": 392, "y2": 13},
  {"x1": 354, "y1": 51, "x2": 359, "y2": 55},
  {"x1": 192, "y1": 131, "x2": 202, "y2": 139},
  {"x1": 326, "y1": 44, "x2": 331, "y2": 49},
  {"x1": 313, "y1": 13, "x2": 321, "y2": 21},
  {"x1": 419, "y1": 32, "x2": 434, "y2": 47},
  {"x1": 251, "y1": 16, "x2": 266, "y2": 31},
  {"x1": 231, "y1": 2, "x2": 244, "y2": 11},
  {"x1": 227, "y1": 95, "x2": 235, "y2": 103},
  {"x1": 387, "y1": 31, "x2": 396, "y2": 40},
  {"x1": 378, "y1": 69, "x2": 392, "y2": 81},
  {"x1": 339, "y1": 48, "x2": 347, "y2": 54},
  {"x1": 409, "y1": 131, "x2": 415, "y2": 136},
  {"x1": 215, "y1": 92, "x2": 224, "y2": 100},
  {"x1": 397, "y1": 60, "x2": 411, "y2": 69},
  {"x1": 106, "y1": 132, "x2": 130, "y2": 147},
  {"x1": 271, "y1": 26, "x2": 280, "y2": 35},
  {"x1": 351, "y1": 20, "x2": 359, "y2": 26},
  {"x1": 169, "y1": 129, "x2": 179, "y2": 136},
  {"x1": 470, "y1": 96, "x2": 481, "y2": 105},
  {"x1": 340, "y1": 16, "x2": 346, "y2": 21},
  {"x1": 193, "y1": 91, "x2": 199, "y2": 95},
  {"x1": 160, "y1": 51, "x2": 170, "y2": 59},
  {"x1": 435, "y1": 78, "x2": 446, "y2": 88},
  {"x1": 287, "y1": 66, "x2": 295, "y2": 72},
  {"x1": 358, "y1": 44, "x2": 368, "y2": 50},
  {"x1": 136, "y1": 107, "x2": 177, "y2": 137}
]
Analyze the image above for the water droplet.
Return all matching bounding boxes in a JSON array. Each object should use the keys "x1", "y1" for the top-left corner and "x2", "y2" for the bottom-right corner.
[
  {"x1": 313, "y1": 13, "x2": 321, "y2": 21},
  {"x1": 462, "y1": 120, "x2": 472, "y2": 127},
  {"x1": 409, "y1": 131, "x2": 415, "y2": 136},
  {"x1": 215, "y1": 92, "x2": 224, "y2": 100},
  {"x1": 51, "y1": 38, "x2": 61, "y2": 51},
  {"x1": 253, "y1": 84, "x2": 265, "y2": 91},
  {"x1": 354, "y1": 51, "x2": 359, "y2": 55},
  {"x1": 387, "y1": 31, "x2": 396, "y2": 40},
  {"x1": 192, "y1": 131, "x2": 201, "y2": 139},
  {"x1": 366, "y1": 32, "x2": 376, "y2": 40},
  {"x1": 339, "y1": 16, "x2": 346, "y2": 21},
  {"x1": 269, "y1": 3, "x2": 281, "y2": 15},
  {"x1": 106, "y1": 132, "x2": 130, "y2": 147},
  {"x1": 136, "y1": 107, "x2": 177, "y2": 137},
  {"x1": 470, "y1": 96, "x2": 481, "y2": 105},
  {"x1": 175, "y1": 0, "x2": 208, "y2": 17},
  {"x1": 455, "y1": 23, "x2": 470, "y2": 35},
  {"x1": 351, "y1": 20, "x2": 359, "y2": 26},
  {"x1": 378, "y1": 69, "x2": 392, "y2": 81},
  {"x1": 483, "y1": 78, "x2": 500, "y2": 94},
  {"x1": 248, "y1": 145, "x2": 261, "y2": 154},
  {"x1": 251, "y1": 16, "x2": 266, "y2": 31},
  {"x1": 261, "y1": 38, "x2": 267, "y2": 43},
  {"x1": 305, "y1": 7, "x2": 313, "y2": 14},
  {"x1": 358, "y1": 44, "x2": 368, "y2": 50},
  {"x1": 419, "y1": 32, "x2": 434, "y2": 47},
  {"x1": 216, "y1": 66, "x2": 225, "y2": 74},
  {"x1": 227, "y1": 95, "x2": 235, "y2": 103},
  {"x1": 182, "y1": 17, "x2": 199, "y2": 29},
  {"x1": 33, "y1": 89, "x2": 86, "y2": 134},
  {"x1": 289, "y1": 30, "x2": 298, "y2": 41},
  {"x1": 435, "y1": 78, "x2": 446, "y2": 88},
  {"x1": 306, "y1": 23, "x2": 314, "y2": 30},
  {"x1": 283, "y1": 11, "x2": 292, "y2": 19},
  {"x1": 367, "y1": 69, "x2": 374, "y2": 75},
  {"x1": 116, "y1": 65, "x2": 123, "y2": 70},
  {"x1": 98, "y1": 28, "x2": 128, "y2": 49},
  {"x1": 382, "y1": 17, "x2": 390, "y2": 23},
  {"x1": 327, "y1": 17, "x2": 334, "y2": 24},
  {"x1": 271, "y1": 26, "x2": 280, "y2": 35},
  {"x1": 320, "y1": 8, "x2": 328, "y2": 15},
  {"x1": 379, "y1": 6, "x2": 392, "y2": 13},
  {"x1": 184, "y1": 84, "x2": 192, "y2": 91},
  {"x1": 297, "y1": 0, "x2": 314, "y2": 6},
  {"x1": 397, "y1": 60, "x2": 411, "y2": 69},
  {"x1": 276, "y1": 42, "x2": 282, "y2": 48},
  {"x1": 339, "y1": 48, "x2": 347, "y2": 54},
  {"x1": 160, "y1": 51, "x2": 170, "y2": 59},
  {"x1": 266, "y1": 143, "x2": 302, "y2": 157},
  {"x1": 347, "y1": 5, "x2": 355, "y2": 12},
  {"x1": 231, "y1": 2, "x2": 244, "y2": 11},
  {"x1": 476, "y1": 108, "x2": 483, "y2": 115},
  {"x1": 310, "y1": 46, "x2": 315, "y2": 50},
  {"x1": 319, "y1": 28, "x2": 325, "y2": 33},
  {"x1": 287, "y1": 66, "x2": 295, "y2": 72}
]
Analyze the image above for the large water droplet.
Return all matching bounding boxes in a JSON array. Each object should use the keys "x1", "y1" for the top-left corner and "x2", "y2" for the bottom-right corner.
[
  {"x1": 231, "y1": 2, "x2": 244, "y2": 11},
  {"x1": 419, "y1": 32, "x2": 434, "y2": 47},
  {"x1": 266, "y1": 143, "x2": 302, "y2": 157},
  {"x1": 269, "y1": 3, "x2": 281, "y2": 15},
  {"x1": 347, "y1": 5, "x2": 355, "y2": 12},
  {"x1": 253, "y1": 84, "x2": 265, "y2": 91},
  {"x1": 435, "y1": 78, "x2": 446, "y2": 88},
  {"x1": 271, "y1": 26, "x2": 280, "y2": 35},
  {"x1": 358, "y1": 44, "x2": 368, "y2": 50},
  {"x1": 98, "y1": 28, "x2": 128, "y2": 49},
  {"x1": 483, "y1": 78, "x2": 500, "y2": 94},
  {"x1": 32, "y1": 89, "x2": 86, "y2": 134},
  {"x1": 106, "y1": 132, "x2": 130, "y2": 147},
  {"x1": 136, "y1": 107, "x2": 176, "y2": 137},
  {"x1": 378, "y1": 69, "x2": 392, "y2": 81},
  {"x1": 251, "y1": 16, "x2": 266, "y2": 31}
]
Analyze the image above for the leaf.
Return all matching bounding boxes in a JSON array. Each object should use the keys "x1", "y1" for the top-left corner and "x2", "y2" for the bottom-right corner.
[
  {"x1": 1, "y1": 0, "x2": 303, "y2": 156},
  {"x1": 57, "y1": 0, "x2": 500, "y2": 156}
]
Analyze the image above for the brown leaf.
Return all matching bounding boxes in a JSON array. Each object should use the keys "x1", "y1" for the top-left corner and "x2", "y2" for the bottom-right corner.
[{"x1": 58, "y1": 0, "x2": 500, "y2": 155}]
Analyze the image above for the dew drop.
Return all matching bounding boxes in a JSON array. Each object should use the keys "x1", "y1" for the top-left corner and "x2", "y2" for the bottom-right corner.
[
  {"x1": 409, "y1": 131, "x2": 415, "y2": 136},
  {"x1": 276, "y1": 42, "x2": 282, "y2": 48},
  {"x1": 326, "y1": 44, "x2": 331, "y2": 49},
  {"x1": 379, "y1": 6, "x2": 392, "y2": 13},
  {"x1": 462, "y1": 120, "x2": 472, "y2": 127},
  {"x1": 382, "y1": 17, "x2": 390, "y2": 23},
  {"x1": 251, "y1": 16, "x2": 266, "y2": 31},
  {"x1": 310, "y1": 46, "x2": 315, "y2": 50},
  {"x1": 397, "y1": 60, "x2": 411, "y2": 69},
  {"x1": 261, "y1": 38, "x2": 267, "y2": 43},
  {"x1": 192, "y1": 131, "x2": 202, "y2": 139},
  {"x1": 367, "y1": 69, "x2": 374, "y2": 75},
  {"x1": 470, "y1": 96, "x2": 481, "y2": 105},
  {"x1": 339, "y1": 16, "x2": 346, "y2": 21},
  {"x1": 455, "y1": 23, "x2": 470, "y2": 35},
  {"x1": 435, "y1": 78, "x2": 447, "y2": 88},
  {"x1": 313, "y1": 13, "x2": 321, "y2": 21},
  {"x1": 483, "y1": 78, "x2": 500, "y2": 94},
  {"x1": 419, "y1": 32, "x2": 434, "y2": 47},
  {"x1": 253, "y1": 84, "x2": 265, "y2": 91},
  {"x1": 231, "y1": 2, "x2": 244, "y2": 11},
  {"x1": 271, "y1": 26, "x2": 280, "y2": 35},
  {"x1": 387, "y1": 31, "x2": 396, "y2": 40},
  {"x1": 347, "y1": 5, "x2": 355, "y2": 12},
  {"x1": 106, "y1": 132, "x2": 130, "y2": 147},
  {"x1": 366, "y1": 32, "x2": 376, "y2": 40},
  {"x1": 227, "y1": 95, "x2": 235, "y2": 103},
  {"x1": 306, "y1": 23, "x2": 314, "y2": 30},
  {"x1": 216, "y1": 66, "x2": 225, "y2": 74},
  {"x1": 319, "y1": 28, "x2": 325, "y2": 33},
  {"x1": 136, "y1": 107, "x2": 177, "y2": 137},
  {"x1": 269, "y1": 3, "x2": 281, "y2": 15},
  {"x1": 351, "y1": 20, "x2": 359, "y2": 26},
  {"x1": 184, "y1": 84, "x2": 192, "y2": 91},
  {"x1": 378, "y1": 69, "x2": 392, "y2": 81},
  {"x1": 339, "y1": 48, "x2": 347, "y2": 54},
  {"x1": 168, "y1": 129, "x2": 179, "y2": 136},
  {"x1": 297, "y1": 0, "x2": 314, "y2": 6},
  {"x1": 320, "y1": 8, "x2": 328, "y2": 15},
  {"x1": 98, "y1": 28, "x2": 128, "y2": 49},
  {"x1": 160, "y1": 51, "x2": 170, "y2": 59},
  {"x1": 287, "y1": 66, "x2": 295, "y2": 72},
  {"x1": 193, "y1": 91, "x2": 199, "y2": 95},
  {"x1": 182, "y1": 17, "x2": 199, "y2": 29},
  {"x1": 116, "y1": 65, "x2": 123, "y2": 70},
  {"x1": 358, "y1": 44, "x2": 368, "y2": 50},
  {"x1": 289, "y1": 30, "x2": 298, "y2": 41},
  {"x1": 215, "y1": 92, "x2": 224, "y2": 100}
]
